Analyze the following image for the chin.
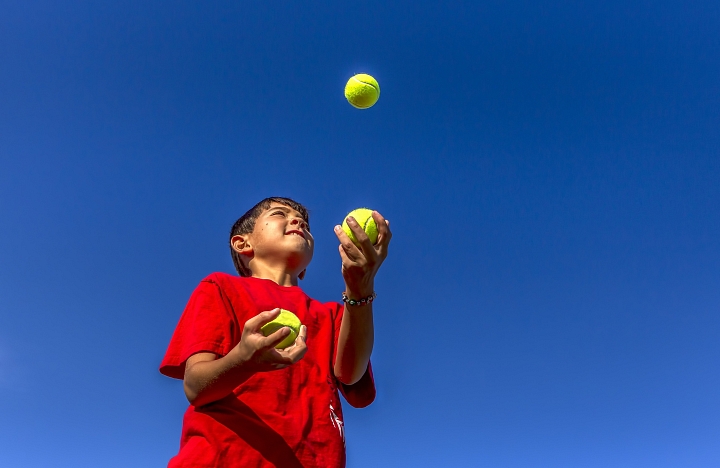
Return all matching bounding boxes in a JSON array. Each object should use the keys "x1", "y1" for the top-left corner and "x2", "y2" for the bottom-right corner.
[{"x1": 286, "y1": 246, "x2": 313, "y2": 265}]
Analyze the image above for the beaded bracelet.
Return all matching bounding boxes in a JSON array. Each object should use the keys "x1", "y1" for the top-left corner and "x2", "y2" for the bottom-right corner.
[{"x1": 342, "y1": 291, "x2": 377, "y2": 307}]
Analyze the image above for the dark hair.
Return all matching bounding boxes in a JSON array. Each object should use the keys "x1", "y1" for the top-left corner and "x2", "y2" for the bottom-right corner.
[{"x1": 229, "y1": 197, "x2": 310, "y2": 276}]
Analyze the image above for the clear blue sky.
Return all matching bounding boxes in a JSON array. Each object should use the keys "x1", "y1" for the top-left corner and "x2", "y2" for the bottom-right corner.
[{"x1": 1, "y1": 1, "x2": 719, "y2": 467}]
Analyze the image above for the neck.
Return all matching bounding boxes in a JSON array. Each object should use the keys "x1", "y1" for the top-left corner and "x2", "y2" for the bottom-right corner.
[{"x1": 248, "y1": 262, "x2": 300, "y2": 287}]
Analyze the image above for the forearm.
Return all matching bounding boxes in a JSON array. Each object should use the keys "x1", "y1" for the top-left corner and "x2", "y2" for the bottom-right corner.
[
  {"x1": 334, "y1": 302, "x2": 374, "y2": 385},
  {"x1": 333, "y1": 210, "x2": 391, "y2": 385},
  {"x1": 184, "y1": 348, "x2": 253, "y2": 407}
]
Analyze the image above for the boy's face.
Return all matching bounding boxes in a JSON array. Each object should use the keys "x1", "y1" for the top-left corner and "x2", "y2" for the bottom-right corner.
[{"x1": 246, "y1": 202, "x2": 314, "y2": 272}]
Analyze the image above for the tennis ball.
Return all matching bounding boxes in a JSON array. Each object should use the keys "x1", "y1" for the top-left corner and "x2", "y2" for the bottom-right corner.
[
  {"x1": 261, "y1": 309, "x2": 302, "y2": 349},
  {"x1": 342, "y1": 208, "x2": 379, "y2": 246},
  {"x1": 344, "y1": 74, "x2": 380, "y2": 109}
]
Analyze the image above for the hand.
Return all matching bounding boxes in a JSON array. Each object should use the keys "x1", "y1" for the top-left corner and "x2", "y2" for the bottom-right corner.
[
  {"x1": 235, "y1": 308, "x2": 308, "y2": 371},
  {"x1": 334, "y1": 211, "x2": 392, "y2": 298}
]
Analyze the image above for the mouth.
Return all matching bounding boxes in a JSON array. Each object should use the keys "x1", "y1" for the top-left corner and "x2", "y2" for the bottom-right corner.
[{"x1": 286, "y1": 230, "x2": 305, "y2": 239}]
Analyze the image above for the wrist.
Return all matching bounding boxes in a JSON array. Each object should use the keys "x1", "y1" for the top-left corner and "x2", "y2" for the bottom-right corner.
[
  {"x1": 342, "y1": 291, "x2": 376, "y2": 307},
  {"x1": 344, "y1": 282, "x2": 374, "y2": 299},
  {"x1": 228, "y1": 343, "x2": 253, "y2": 369}
]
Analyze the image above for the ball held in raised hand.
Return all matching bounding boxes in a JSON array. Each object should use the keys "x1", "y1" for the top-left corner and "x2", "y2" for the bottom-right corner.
[{"x1": 342, "y1": 208, "x2": 379, "y2": 246}]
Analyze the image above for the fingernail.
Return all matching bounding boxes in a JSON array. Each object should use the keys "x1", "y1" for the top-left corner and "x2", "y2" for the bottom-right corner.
[{"x1": 334, "y1": 225, "x2": 341, "y2": 232}]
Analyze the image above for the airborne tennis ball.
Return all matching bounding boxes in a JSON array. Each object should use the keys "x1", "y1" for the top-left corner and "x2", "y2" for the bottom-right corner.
[
  {"x1": 344, "y1": 74, "x2": 380, "y2": 109},
  {"x1": 261, "y1": 309, "x2": 302, "y2": 349},
  {"x1": 342, "y1": 208, "x2": 379, "y2": 246}
]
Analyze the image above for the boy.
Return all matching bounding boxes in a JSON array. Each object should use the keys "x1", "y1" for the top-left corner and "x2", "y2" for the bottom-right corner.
[{"x1": 159, "y1": 197, "x2": 391, "y2": 467}]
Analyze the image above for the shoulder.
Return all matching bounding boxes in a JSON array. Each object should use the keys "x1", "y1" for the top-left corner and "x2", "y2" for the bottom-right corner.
[
  {"x1": 202, "y1": 271, "x2": 238, "y2": 283},
  {"x1": 191, "y1": 272, "x2": 253, "y2": 302},
  {"x1": 200, "y1": 272, "x2": 248, "y2": 289}
]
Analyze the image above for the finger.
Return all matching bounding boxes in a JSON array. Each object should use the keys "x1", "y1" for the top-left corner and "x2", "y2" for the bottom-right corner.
[
  {"x1": 279, "y1": 324, "x2": 307, "y2": 349},
  {"x1": 258, "y1": 326, "x2": 292, "y2": 350},
  {"x1": 373, "y1": 215, "x2": 392, "y2": 260},
  {"x1": 261, "y1": 347, "x2": 292, "y2": 365},
  {"x1": 335, "y1": 226, "x2": 364, "y2": 263},
  {"x1": 287, "y1": 342, "x2": 308, "y2": 363},
  {"x1": 345, "y1": 216, "x2": 370, "y2": 244},
  {"x1": 334, "y1": 224, "x2": 357, "y2": 247},
  {"x1": 373, "y1": 211, "x2": 392, "y2": 247},
  {"x1": 346, "y1": 215, "x2": 378, "y2": 262},
  {"x1": 282, "y1": 326, "x2": 308, "y2": 362},
  {"x1": 244, "y1": 308, "x2": 282, "y2": 333},
  {"x1": 297, "y1": 324, "x2": 307, "y2": 343},
  {"x1": 338, "y1": 244, "x2": 359, "y2": 271}
]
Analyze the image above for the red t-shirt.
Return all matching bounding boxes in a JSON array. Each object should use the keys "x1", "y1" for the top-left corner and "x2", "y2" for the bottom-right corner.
[{"x1": 160, "y1": 273, "x2": 376, "y2": 468}]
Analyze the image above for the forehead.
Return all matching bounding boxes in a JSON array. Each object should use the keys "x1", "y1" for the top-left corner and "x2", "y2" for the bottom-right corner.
[{"x1": 262, "y1": 202, "x2": 304, "y2": 218}]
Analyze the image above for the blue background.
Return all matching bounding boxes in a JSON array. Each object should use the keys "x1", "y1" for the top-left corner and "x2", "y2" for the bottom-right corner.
[{"x1": 1, "y1": 1, "x2": 719, "y2": 466}]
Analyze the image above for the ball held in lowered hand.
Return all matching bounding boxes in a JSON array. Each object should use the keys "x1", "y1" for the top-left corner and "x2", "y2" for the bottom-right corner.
[{"x1": 260, "y1": 309, "x2": 302, "y2": 349}]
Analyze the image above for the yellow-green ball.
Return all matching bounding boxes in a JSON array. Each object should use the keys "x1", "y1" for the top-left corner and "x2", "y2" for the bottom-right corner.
[
  {"x1": 344, "y1": 74, "x2": 380, "y2": 109},
  {"x1": 261, "y1": 309, "x2": 302, "y2": 349},
  {"x1": 342, "y1": 208, "x2": 378, "y2": 246}
]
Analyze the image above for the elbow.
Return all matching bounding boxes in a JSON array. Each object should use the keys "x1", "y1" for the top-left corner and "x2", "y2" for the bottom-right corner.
[
  {"x1": 337, "y1": 375, "x2": 361, "y2": 386},
  {"x1": 334, "y1": 354, "x2": 372, "y2": 386},
  {"x1": 184, "y1": 379, "x2": 225, "y2": 407},
  {"x1": 183, "y1": 381, "x2": 201, "y2": 406},
  {"x1": 183, "y1": 377, "x2": 211, "y2": 407},
  {"x1": 334, "y1": 367, "x2": 364, "y2": 386}
]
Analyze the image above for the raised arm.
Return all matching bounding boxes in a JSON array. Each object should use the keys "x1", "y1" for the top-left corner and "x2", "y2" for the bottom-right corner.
[
  {"x1": 333, "y1": 211, "x2": 391, "y2": 385},
  {"x1": 184, "y1": 308, "x2": 307, "y2": 407}
]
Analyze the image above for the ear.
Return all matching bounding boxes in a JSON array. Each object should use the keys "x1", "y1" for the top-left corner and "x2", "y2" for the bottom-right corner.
[
  {"x1": 230, "y1": 234, "x2": 253, "y2": 257},
  {"x1": 298, "y1": 269, "x2": 306, "y2": 280}
]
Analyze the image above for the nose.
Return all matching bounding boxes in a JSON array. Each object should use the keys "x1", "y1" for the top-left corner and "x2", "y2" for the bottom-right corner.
[{"x1": 290, "y1": 217, "x2": 307, "y2": 230}]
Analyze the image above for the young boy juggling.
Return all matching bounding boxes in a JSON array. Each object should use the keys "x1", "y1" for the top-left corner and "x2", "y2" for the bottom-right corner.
[{"x1": 159, "y1": 197, "x2": 391, "y2": 467}]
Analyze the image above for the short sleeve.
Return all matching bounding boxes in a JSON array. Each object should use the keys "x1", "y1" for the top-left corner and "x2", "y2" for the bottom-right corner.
[
  {"x1": 330, "y1": 302, "x2": 377, "y2": 408},
  {"x1": 159, "y1": 278, "x2": 240, "y2": 380}
]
